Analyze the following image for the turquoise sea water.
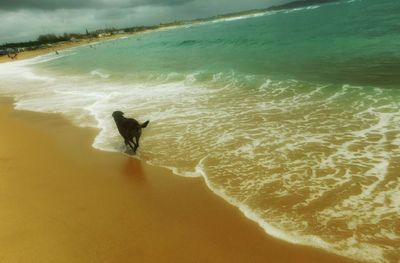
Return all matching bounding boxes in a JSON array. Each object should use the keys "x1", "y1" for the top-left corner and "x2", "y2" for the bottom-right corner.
[{"x1": 0, "y1": 0, "x2": 399, "y2": 262}]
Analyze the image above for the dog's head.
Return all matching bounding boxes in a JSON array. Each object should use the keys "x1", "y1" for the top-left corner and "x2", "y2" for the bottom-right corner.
[{"x1": 112, "y1": 111, "x2": 124, "y2": 120}]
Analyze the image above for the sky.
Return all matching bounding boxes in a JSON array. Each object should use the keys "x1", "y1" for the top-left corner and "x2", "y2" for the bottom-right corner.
[{"x1": 0, "y1": 0, "x2": 289, "y2": 43}]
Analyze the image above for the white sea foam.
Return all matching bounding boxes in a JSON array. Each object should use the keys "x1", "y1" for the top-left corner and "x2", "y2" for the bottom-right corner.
[
  {"x1": 0, "y1": 56, "x2": 399, "y2": 263},
  {"x1": 284, "y1": 5, "x2": 320, "y2": 14},
  {"x1": 211, "y1": 12, "x2": 268, "y2": 24},
  {"x1": 90, "y1": 69, "x2": 110, "y2": 79}
]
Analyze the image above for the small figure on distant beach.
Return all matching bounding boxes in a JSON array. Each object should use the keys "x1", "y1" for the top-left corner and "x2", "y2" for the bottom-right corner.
[
  {"x1": 7, "y1": 52, "x2": 18, "y2": 60},
  {"x1": 55, "y1": 50, "x2": 59, "y2": 55},
  {"x1": 112, "y1": 111, "x2": 150, "y2": 153}
]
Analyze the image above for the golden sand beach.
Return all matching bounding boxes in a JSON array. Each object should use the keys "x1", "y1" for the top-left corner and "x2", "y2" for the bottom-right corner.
[{"x1": 0, "y1": 97, "x2": 365, "y2": 262}]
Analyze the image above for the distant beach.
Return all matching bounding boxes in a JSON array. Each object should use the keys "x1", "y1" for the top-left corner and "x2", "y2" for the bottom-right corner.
[
  {"x1": 0, "y1": 34, "x2": 130, "y2": 64},
  {"x1": 0, "y1": 24, "x2": 186, "y2": 64}
]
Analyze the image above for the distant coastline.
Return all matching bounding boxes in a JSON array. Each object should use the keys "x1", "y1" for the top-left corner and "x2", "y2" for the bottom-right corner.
[{"x1": 0, "y1": 0, "x2": 338, "y2": 62}]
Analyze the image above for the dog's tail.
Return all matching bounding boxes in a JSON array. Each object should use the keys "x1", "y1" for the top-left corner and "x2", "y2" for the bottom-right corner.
[{"x1": 141, "y1": 120, "x2": 150, "y2": 128}]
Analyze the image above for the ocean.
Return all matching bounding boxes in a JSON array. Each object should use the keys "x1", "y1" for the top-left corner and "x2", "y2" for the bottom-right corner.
[{"x1": 0, "y1": 0, "x2": 399, "y2": 262}]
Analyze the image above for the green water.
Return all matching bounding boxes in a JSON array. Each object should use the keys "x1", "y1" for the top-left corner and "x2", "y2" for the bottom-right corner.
[{"x1": 43, "y1": 0, "x2": 400, "y2": 87}]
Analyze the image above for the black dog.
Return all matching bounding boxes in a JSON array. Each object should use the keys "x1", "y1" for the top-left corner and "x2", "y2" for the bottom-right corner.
[{"x1": 112, "y1": 111, "x2": 150, "y2": 153}]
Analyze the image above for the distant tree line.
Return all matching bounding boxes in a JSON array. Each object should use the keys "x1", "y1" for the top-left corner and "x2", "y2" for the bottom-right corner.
[
  {"x1": 1, "y1": 33, "x2": 83, "y2": 49},
  {"x1": 36, "y1": 34, "x2": 68, "y2": 43},
  {"x1": 1, "y1": 29, "x2": 110, "y2": 49}
]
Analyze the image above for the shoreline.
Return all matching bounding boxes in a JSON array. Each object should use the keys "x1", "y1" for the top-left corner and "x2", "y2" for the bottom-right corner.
[
  {"x1": 0, "y1": 34, "x2": 133, "y2": 64},
  {"x1": 0, "y1": 97, "x2": 364, "y2": 262},
  {"x1": 0, "y1": 24, "x2": 184, "y2": 64}
]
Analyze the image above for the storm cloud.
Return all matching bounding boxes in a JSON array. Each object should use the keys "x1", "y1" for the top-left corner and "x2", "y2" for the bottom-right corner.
[
  {"x1": 0, "y1": 0, "x2": 289, "y2": 43},
  {"x1": 0, "y1": 0, "x2": 193, "y2": 10}
]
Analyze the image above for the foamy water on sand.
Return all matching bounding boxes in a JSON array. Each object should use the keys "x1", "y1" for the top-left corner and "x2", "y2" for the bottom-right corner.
[
  {"x1": 1, "y1": 58, "x2": 399, "y2": 263},
  {"x1": 1, "y1": 0, "x2": 399, "y2": 262}
]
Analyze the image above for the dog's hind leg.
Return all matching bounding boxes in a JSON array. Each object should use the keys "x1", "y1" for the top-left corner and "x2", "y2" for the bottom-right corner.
[
  {"x1": 133, "y1": 135, "x2": 141, "y2": 153},
  {"x1": 125, "y1": 139, "x2": 136, "y2": 152}
]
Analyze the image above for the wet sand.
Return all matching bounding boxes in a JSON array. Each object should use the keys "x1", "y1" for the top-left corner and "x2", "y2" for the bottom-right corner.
[{"x1": 0, "y1": 97, "x2": 363, "y2": 263}]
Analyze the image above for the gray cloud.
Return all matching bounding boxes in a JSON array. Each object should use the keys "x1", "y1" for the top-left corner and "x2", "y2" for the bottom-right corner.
[{"x1": 0, "y1": 0, "x2": 192, "y2": 10}]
